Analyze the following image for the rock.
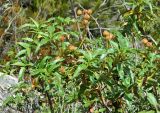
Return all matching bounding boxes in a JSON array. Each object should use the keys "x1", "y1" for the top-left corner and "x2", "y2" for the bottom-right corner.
[{"x1": 0, "y1": 72, "x2": 20, "y2": 113}]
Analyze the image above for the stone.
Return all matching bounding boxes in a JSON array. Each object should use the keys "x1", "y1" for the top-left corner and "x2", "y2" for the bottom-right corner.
[{"x1": 0, "y1": 72, "x2": 20, "y2": 113}]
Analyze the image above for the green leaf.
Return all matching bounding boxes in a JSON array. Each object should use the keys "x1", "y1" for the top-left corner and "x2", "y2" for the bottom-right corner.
[
  {"x1": 79, "y1": 50, "x2": 93, "y2": 61},
  {"x1": 147, "y1": 92, "x2": 158, "y2": 110},
  {"x1": 48, "y1": 60, "x2": 63, "y2": 71},
  {"x1": 18, "y1": 67, "x2": 25, "y2": 81},
  {"x1": 39, "y1": 37, "x2": 50, "y2": 46},
  {"x1": 12, "y1": 62, "x2": 26, "y2": 66},
  {"x1": 15, "y1": 50, "x2": 27, "y2": 58},
  {"x1": 69, "y1": 31, "x2": 79, "y2": 37},
  {"x1": 47, "y1": 25, "x2": 55, "y2": 34},
  {"x1": 123, "y1": 77, "x2": 131, "y2": 88},
  {"x1": 46, "y1": 17, "x2": 55, "y2": 23},
  {"x1": 99, "y1": 108, "x2": 106, "y2": 112},
  {"x1": 19, "y1": 23, "x2": 36, "y2": 29},
  {"x1": 22, "y1": 37, "x2": 33, "y2": 42},
  {"x1": 30, "y1": 18, "x2": 39, "y2": 28},
  {"x1": 39, "y1": 56, "x2": 52, "y2": 67},
  {"x1": 89, "y1": 75, "x2": 96, "y2": 84},
  {"x1": 138, "y1": 110, "x2": 155, "y2": 113},
  {"x1": 26, "y1": 47, "x2": 31, "y2": 57},
  {"x1": 117, "y1": 64, "x2": 124, "y2": 80},
  {"x1": 37, "y1": 31, "x2": 49, "y2": 37},
  {"x1": 18, "y1": 42, "x2": 30, "y2": 49},
  {"x1": 115, "y1": 31, "x2": 129, "y2": 48},
  {"x1": 35, "y1": 44, "x2": 41, "y2": 54},
  {"x1": 123, "y1": 10, "x2": 134, "y2": 17},
  {"x1": 93, "y1": 49, "x2": 106, "y2": 58},
  {"x1": 100, "y1": 48, "x2": 114, "y2": 60},
  {"x1": 110, "y1": 40, "x2": 119, "y2": 49},
  {"x1": 73, "y1": 64, "x2": 88, "y2": 78},
  {"x1": 83, "y1": 99, "x2": 93, "y2": 107},
  {"x1": 144, "y1": 0, "x2": 153, "y2": 15}
]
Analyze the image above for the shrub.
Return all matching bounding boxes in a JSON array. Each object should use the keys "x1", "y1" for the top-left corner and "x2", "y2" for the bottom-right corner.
[
  {"x1": 3, "y1": 16, "x2": 160, "y2": 113},
  {"x1": 0, "y1": 0, "x2": 160, "y2": 113}
]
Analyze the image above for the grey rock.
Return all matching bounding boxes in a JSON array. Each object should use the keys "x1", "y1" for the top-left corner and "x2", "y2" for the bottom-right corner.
[{"x1": 0, "y1": 72, "x2": 20, "y2": 113}]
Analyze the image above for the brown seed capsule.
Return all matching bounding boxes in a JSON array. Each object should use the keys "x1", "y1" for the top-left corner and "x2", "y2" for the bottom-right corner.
[
  {"x1": 59, "y1": 66, "x2": 65, "y2": 73},
  {"x1": 82, "y1": 19, "x2": 89, "y2": 26},
  {"x1": 55, "y1": 56, "x2": 62, "y2": 60},
  {"x1": 69, "y1": 45, "x2": 77, "y2": 51},
  {"x1": 32, "y1": 84, "x2": 36, "y2": 89},
  {"x1": 77, "y1": 9, "x2": 83, "y2": 16},
  {"x1": 83, "y1": 14, "x2": 90, "y2": 20},
  {"x1": 83, "y1": 9, "x2": 88, "y2": 14},
  {"x1": 103, "y1": 30, "x2": 110, "y2": 36},
  {"x1": 146, "y1": 42, "x2": 152, "y2": 47},
  {"x1": 110, "y1": 33, "x2": 115, "y2": 39},
  {"x1": 87, "y1": 9, "x2": 93, "y2": 15},
  {"x1": 141, "y1": 38, "x2": 148, "y2": 44},
  {"x1": 60, "y1": 35, "x2": 66, "y2": 42},
  {"x1": 103, "y1": 30, "x2": 115, "y2": 40},
  {"x1": 89, "y1": 107, "x2": 94, "y2": 113},
  {"x1": 105, "y1": 36, "x2": 111, "y2": 40}
]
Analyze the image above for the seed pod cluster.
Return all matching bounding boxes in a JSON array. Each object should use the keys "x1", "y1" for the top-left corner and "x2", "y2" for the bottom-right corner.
[
  {"x1": 141, "y1": 38, "x2": 152, "y2": 47},
  {"x1": 77, "y1": 9, "x2": 83, "y2": 16},
  {"x1": 103, "y1": 30, "x2": 114, "y2": 40},
  {"x1": 77, "y1": 9, "x2": 93, "y2": 26}
]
